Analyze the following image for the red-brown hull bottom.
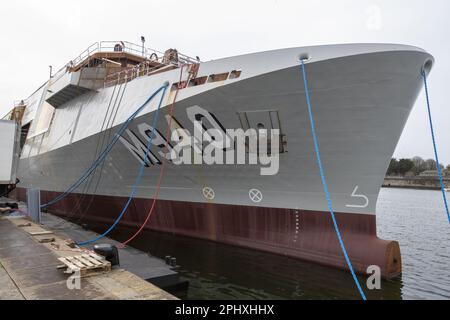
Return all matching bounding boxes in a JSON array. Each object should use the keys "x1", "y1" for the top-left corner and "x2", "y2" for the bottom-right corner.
[{"x1": 13, "y1": 188, "x2": 401, "y2": 278}]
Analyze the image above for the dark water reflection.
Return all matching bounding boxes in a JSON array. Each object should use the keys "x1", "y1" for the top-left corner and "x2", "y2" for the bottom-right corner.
[
  {"x1": 110, "y1": 227, "x2": 402, "y2": 300},
  {"x1": 100, "y1": 188, "x2": 449, "y2": 300}
]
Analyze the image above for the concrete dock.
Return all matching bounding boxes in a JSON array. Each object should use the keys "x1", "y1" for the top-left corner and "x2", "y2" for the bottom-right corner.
[
  {"x1": 0, "y1": 208, "x2": 178, "y2": 300},
  {"x1": 39, "y1": 212, "x2": 186, "y2": 292}
]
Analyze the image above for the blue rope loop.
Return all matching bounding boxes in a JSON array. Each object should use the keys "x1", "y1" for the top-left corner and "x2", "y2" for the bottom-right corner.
[
  {"x1": 41, "y1": 82, "x2": 169, "y2": 209},
  {"x1": 76, "y1": 84, "x2": 169, "y2": 246},
  {"x1": 299, "y1": 59, "x2": 367, "y2": 300},
  {"x1": 421, "y1": 71, "x2": 450, "y2": 223}
]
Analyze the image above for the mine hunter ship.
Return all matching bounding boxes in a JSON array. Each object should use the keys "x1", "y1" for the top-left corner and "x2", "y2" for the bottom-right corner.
[{"x1": 5, "y1": 40, "x2": 433, "y2": 278}]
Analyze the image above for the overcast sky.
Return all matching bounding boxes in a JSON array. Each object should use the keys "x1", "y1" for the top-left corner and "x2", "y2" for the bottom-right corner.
[{"x1": 1, "y1": 0, "x2": 449, "y2": 164}]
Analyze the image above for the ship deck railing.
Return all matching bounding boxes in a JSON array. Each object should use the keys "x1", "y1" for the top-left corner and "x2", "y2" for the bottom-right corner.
[
  {"x1": 103, "y1": 63, "x2": 178, "y2": 88},
  {"x1": 2, "y1": 100, "x2": 28, "y2": 121},
  {"x1": 50, "y1": 41, "x2": 198, "y2": 88}
]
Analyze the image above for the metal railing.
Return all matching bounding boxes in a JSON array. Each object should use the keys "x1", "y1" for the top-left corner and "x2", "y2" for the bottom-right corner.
[
  {"x1": 104, "y1": 63, "x2": 177, "y2": 87},
  {"x1": 49, "y1": 41, "x2": 199, "y2": 87},
  {"x1": 70, "y1": 41, "x2": 198, "y2": 68},
  {"x1": 2, "y1": 100, "x2": 27, "y2": 122}
]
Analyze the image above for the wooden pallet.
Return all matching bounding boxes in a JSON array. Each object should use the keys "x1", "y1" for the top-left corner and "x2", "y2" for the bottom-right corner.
[{"x1": 57, "y1": 253, "x2": 111, "y2": 277}]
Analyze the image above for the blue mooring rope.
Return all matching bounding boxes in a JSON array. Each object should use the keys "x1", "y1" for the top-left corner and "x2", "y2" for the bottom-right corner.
[
  {"x1": 77, "y1": 84, "x2": 169, "y2": 246},
  {"x1": 299, "y1": 59, "x2": 367, "y2": 300},
  {"x1": 41, "y1": 83, "x2": 169, "y2": 209},
  {"x1": 421, "y1": 71, "x2": 450, "y2": 224}
]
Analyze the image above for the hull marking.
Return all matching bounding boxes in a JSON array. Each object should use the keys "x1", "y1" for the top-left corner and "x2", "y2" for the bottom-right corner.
[
  {"x1": 345, "y1": 185, "x2": 369, "y2": 208},
  {"x1": 202, "y1": 186, "x2": 215, "y2": 200},
  {"x1": 249, "y1": 188, "x2": 263, "y2": 203}
]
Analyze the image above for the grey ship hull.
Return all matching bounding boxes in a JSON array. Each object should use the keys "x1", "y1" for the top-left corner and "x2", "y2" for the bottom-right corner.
[{"x1": 15, "y1": 44, "x2": 433, "y2": 277}]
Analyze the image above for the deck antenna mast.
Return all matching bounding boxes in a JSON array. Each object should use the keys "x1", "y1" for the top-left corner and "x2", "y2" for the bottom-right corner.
[{"x1": 141, "y1": 36, "x2": 145, "y2": 57}]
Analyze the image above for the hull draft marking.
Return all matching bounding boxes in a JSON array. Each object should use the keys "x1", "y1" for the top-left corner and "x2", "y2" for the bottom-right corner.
[{"x1": 294, "y1": 208, "x2": 300, "y2": 243}]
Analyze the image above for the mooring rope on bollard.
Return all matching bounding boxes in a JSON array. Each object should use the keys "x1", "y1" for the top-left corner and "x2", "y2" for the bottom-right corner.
[
  {"x1": 421, "y1": 70, "x2": 450, "y2": 223},
  {"x1": 118, "y1": 65, "x2": 190, "y2": 248},
  {"x1": 77, "y1": 63, "x2": 190, "y2": 247},
  {"x1": 41, "y1": 83, "x2": 169, "y2": 209},
  {"x1": 76, "y1": 82, "x2": 169, "y2": 246},
  {"x1": 299, "y1": 59, "x2": 367, "y2": 300}
]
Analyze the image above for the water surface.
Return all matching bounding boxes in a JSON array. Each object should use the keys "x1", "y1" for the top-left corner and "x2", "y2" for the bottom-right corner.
[{"x1": 109, "y1": 188, "x2": 450, "y2": 300}]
